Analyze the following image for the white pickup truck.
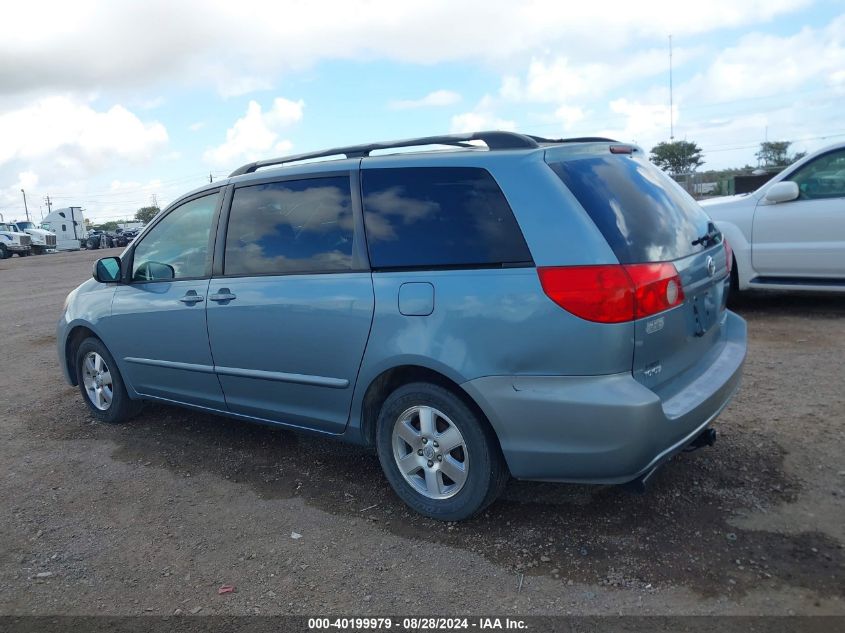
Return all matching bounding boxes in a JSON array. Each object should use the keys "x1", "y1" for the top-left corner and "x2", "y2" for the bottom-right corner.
[
  {"x1": 0, "y1": 220, "x2": 33, "y2": 259},
  {"x1": 10, "y1": 220, "x2": 56, "y2": 255}
]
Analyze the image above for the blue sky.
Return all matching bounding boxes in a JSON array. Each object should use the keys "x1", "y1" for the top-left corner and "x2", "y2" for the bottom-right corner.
[{"x1": 1, "y1": 0, "x2": 843, "y2": 223}]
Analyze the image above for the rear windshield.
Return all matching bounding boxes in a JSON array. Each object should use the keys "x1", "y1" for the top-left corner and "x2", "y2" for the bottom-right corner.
[{"x1": 549, "y1": 155, "x2": 712, "y2": 263}]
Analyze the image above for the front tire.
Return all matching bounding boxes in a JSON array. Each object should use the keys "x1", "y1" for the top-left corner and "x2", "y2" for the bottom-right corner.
[
  {"x1": 75, "y1": 337, "x2": 140, "y2": 423},
  {"x1": 0, "y1": 244, "x2": 7, "y2": 259},
  {"x1": 375, "y1": 382, "x2": 508, "y2": 521}
]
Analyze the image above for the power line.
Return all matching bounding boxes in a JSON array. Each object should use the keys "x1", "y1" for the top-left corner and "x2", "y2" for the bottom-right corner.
[
  {"x1": 699, "y1": 131, "x2": 845, "y2": 154},
  {"x1": 523, "y1": 87, "x2": 842, "y2": 135}
]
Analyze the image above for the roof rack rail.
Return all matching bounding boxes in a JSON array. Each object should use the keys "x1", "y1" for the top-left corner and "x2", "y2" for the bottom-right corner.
[
  {"x1": 228, "y1": 131, "x2": 540, "y2": 177},
  {"x1": 527, "y1": 135, "x2": 619, "y2": 144}
]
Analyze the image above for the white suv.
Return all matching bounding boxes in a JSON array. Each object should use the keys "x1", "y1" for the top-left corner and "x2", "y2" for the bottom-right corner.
[{"x1": 701, "y1": 142, "x2": 845, "y2": 293}]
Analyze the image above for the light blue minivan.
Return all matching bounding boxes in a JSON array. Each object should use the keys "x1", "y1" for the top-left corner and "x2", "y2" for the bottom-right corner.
[{"x1": 58, "y1": 132, "x2": 746, "y2": 520}]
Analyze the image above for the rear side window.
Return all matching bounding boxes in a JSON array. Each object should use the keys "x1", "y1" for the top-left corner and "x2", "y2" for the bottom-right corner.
[
  {"x1": 549, "y1": 156, "x2": 712, "y2": 263},
  {"x1": 362, "y1": 167, "x2": 531, "y2": 269},
  {"x1": 224, "y1": 176, "x2": 354, "y2": 276}
]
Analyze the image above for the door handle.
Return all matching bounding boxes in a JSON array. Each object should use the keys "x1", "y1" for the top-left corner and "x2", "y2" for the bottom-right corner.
[
  {"x1": 209, "y1": 289, "x2": 236, "y2": 302},
  {"x1": 179, "y1": 291, "x2": 204, "y2": 304}
]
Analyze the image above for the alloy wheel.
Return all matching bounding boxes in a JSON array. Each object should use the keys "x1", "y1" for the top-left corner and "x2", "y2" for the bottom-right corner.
[
  {"x1": 81, "y1": 351, "x2": 113, "y2": 411},
  {"x1": 391, "y1": 405, "x2": 469, "y2": 499}
]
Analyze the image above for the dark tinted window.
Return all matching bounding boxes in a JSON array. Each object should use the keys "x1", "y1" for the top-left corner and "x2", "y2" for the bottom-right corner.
[
  {"x1": 362, "y1": 167, "x2": 531, "y2": 268},
  {"x1": 550, "y1": 156, "x2": 712, "y2": 263},
  {"x1": 225, "y1": 177, "x2": 354, "y2": 275}
]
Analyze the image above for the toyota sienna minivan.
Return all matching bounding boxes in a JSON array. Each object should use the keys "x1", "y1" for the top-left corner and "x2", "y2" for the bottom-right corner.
[{"x1": 57, "y1": 131, "x2": 747, "y2": 520}]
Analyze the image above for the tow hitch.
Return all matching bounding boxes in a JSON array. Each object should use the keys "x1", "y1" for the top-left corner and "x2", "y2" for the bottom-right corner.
[
  {"x1": 684, "y1": 428, "x2": 717, "y2": 452},
  {"x1": 622, "y1": 428, "x2": 717, "y2": 494}
]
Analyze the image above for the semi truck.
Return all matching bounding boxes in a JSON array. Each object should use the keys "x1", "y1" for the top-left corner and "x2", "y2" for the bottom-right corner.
[
  {"x1": 39, "y1": 207, "x2": 88, "y2": 251},
  {"x1": 10, "y1": 220, "x2": 57, "y2": 254},
  {"x1": 0, "y1": 214, "x2": 32, "y2": 259}
]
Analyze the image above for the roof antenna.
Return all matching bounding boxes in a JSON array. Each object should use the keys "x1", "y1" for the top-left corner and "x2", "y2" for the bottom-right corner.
[{"x1": 669, "y1": 34, "x2": 674, "y2": 141}]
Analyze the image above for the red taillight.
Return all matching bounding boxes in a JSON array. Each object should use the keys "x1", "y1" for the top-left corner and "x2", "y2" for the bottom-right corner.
[
  {"x1": 624, "y1": 263, "x2": 686, "y2": 319},
  {"x1": 537, "y1": 266, "x2": 634, "y2": 323},
  {"x1": 724, "y1": 239, "x2": 733, "y2": 274},
  {"x1": 537, "y1": 263, "x2": 685, "y2": 323}
]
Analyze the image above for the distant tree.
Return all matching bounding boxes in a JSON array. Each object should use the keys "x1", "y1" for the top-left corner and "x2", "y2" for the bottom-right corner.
[
  {"x1": 756, "y1": 141, "x2": 805, "y2": 168},
  {"x1": 650, "y1": 140, "x2": 705, "y2": 176},
  {"x1": 135, "y1": 206, "x2": 160, "y2": 224},
  {"x1": 95, "y1": 221, "x2": 120, "y2": 231}
]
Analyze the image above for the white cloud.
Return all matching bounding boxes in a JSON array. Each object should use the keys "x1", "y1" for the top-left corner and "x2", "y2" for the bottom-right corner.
[
  {"x1": 0, "y1": 171, "x2": 39, "y2": 220},
  {"x1": 678, "y1": 15, "x2": 845, "y2": 105},
  {"x1": 388, "y1": 90, "x2": 461, "y2": 110},
  {"x1": 553, "y1": 105, "x2": 587, "y2": 131},
  {"x1": 203, "y1": 97, "x2": 304, "y2": 167},
  {"x1": 0, "y1": 96, "x2": 168, "y2": 170},
  {"x1": 188, "y1": 121, "x2": 205, "y2": 132},
  {"x1": 215, "y1": 75, "x2": 273, "y2": 99},
  {"x1": 18, "y1": 170, "x2": 39, "y2": 190},
  {"x1": 602, "y1": 98, "x2": 675, "y2": 145},
  {"x1": 499, "y1": 46, "x2": 703, "y2": 106},
  {"x1": 0, "y1": 1, "x2": 809, "y2": 97},
  {"x1": 139, "y1": 96, "x2": 165, "y2": 110},
  {"x1": 450, "y1": 112, "x2": 516, "y2": 134}
]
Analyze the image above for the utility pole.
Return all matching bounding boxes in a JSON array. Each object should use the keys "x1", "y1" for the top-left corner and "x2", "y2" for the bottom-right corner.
[
  {"x1": 150, "y1": 193, "x2": 158, "y2": 209},
  {"x1": 44, "y1": 195, "x2": 52, "y2": 215},
  {"x1": 21, "y1": 189, "x2": 30, "y2": 222},
  {"x1": 669, "y1": 34, "x2": 674, "y2": 141},
  {"x1": 209, "y1": 172, "x2": 213, "y2": 183}
]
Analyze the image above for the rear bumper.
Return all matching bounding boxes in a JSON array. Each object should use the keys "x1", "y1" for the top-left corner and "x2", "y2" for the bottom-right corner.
[{"x1": 461, "y1": 311, "x2": 747, "y2": 483}]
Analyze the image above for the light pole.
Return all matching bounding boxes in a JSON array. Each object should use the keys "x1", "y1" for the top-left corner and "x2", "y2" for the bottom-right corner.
[{"x1": 21, "y1": 189, "x2": 30, "y2": 222}]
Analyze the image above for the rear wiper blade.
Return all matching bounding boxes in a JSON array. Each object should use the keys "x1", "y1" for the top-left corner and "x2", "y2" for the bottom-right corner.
[{"x1": 692, "y1": 223, "x2": 721, "y2": 247}]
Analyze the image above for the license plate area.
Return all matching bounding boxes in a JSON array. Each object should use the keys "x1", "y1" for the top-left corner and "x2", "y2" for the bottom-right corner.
[{"x1": 692, "y1": 289, "x2": 718, "y2": 336}]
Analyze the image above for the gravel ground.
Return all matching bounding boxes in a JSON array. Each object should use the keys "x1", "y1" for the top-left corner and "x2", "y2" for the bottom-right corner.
[{"x1": 0, "y1": 248, "x2": 843, "y2": 615}]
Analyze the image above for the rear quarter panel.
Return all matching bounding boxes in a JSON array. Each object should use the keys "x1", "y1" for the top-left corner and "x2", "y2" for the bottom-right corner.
[{"x1": 346, "y1": 268, "x2": 635, "y2": 437}]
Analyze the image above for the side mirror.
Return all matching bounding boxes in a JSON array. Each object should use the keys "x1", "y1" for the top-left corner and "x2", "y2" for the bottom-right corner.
[
  {"x1": 93, "y1": 257, "x2": 122, "y2": 283},
  {"x1": 764, "y1": 181, "x2": 799, "y2": 204}
]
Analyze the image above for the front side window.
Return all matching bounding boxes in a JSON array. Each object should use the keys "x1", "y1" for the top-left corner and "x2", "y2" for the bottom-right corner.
[
  {"x1": 788, "y1": 149, "x2": 845, "y2": 200},
  {"x1": 224, "y1": 176, "x2": 354, "y2": 276},
  {"x1": 362, "y1": 167, "x2": 531, "y2": 269},
  {"x1": 132, "y1": 192, "x2": 219, "y2": 281}
]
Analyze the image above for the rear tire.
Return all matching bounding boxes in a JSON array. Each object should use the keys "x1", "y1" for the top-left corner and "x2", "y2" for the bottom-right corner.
[
  {"x1": 75, "y1": 337, "x2": 141, "y2": 423},
  {"x1": 375, "y1": 382, "x2": 508, "y2": 521}
]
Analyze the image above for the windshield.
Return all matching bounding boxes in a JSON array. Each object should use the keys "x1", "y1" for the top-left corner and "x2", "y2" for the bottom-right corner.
[
  {"x1": 0, "y1": 224, "x2": 13, "y2": 232},
  {"x1": 16, "y1": 222, "x2": 35, "y2": 230},
  {"x1": 40, "y1": 223, "x2": 52, "y2": 230}
]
